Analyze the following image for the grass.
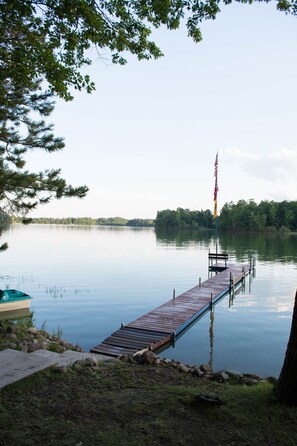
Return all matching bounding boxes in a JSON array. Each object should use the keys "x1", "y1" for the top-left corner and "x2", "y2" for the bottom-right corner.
[
  {"x1": 51, "y1": 325, "x2": 63, "y2": 339},
  {"x1": 1, "y1": 361, "x2": 297, "y2": 446}
]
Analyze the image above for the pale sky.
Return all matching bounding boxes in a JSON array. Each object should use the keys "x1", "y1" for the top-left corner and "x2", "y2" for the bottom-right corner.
[{"x1": 27, "y1": 2, "x2": 297, "y2": 219}]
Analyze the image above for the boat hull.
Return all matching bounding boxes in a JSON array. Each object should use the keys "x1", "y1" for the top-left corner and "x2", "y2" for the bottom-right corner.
[
  {"x1": 0, "y1": 299, "x2": 31, "y2": 312},
  {"x1": 0, "y1": 307, "x2": 31, "y2": 320},
  {"x1": 0, "y1": 289, "x2": 32, "y2": 313}
]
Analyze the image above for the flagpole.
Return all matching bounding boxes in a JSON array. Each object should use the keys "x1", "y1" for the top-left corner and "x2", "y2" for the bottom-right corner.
[
  {"x1": 214, "y1": 152, "x2": 219, "y2": 255},
  {"x1": 216, "y1": 212, "x2": 219, "y2": 255}
]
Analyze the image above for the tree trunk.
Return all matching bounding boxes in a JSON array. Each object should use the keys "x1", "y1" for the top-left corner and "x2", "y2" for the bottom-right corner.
[{"x1": 275, "y1": 290, "x2": 297, "y2": 404}]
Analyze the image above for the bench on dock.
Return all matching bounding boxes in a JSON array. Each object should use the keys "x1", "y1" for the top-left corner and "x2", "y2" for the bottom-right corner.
[{"x1": 208, "y1": 252, "x2": 228, "y2": 269}]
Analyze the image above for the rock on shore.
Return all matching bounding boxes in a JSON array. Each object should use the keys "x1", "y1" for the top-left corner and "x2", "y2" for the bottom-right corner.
[
  {"x1": 0, "y1": 323, "x2": 83, "y2": 354},
  {"x1": 119, "y1": 350, "x2": 275, "y2": 385}
]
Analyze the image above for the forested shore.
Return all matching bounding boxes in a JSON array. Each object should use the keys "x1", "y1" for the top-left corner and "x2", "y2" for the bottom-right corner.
[
  {"x1": 155, "y1": 200, "x2": 297, "y2": 232},
  {"x1": 18, "y1": 217, "x2": 155, "y2": 227},
  {"x1": 8, "y1": 199, "x2": 297, "y2": 232}
]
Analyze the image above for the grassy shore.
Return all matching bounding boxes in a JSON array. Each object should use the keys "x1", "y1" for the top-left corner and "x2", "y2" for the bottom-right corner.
[{"x1": 1, "y1": 358, "x2": 297, "y2": 446}]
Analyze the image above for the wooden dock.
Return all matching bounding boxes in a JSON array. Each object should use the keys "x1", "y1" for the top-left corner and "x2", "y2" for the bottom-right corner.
[{"x1": 90, "y1": 261, "x2": 253, "y2": 357}]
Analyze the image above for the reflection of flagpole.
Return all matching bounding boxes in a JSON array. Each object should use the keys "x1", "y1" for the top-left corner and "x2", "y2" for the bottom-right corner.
[
  {"x1": 208, "y1": 306, "x2": 214, "y2": 371},
  {"x1": 214, "y1": 152, "x2": 219, "y2": 254}
]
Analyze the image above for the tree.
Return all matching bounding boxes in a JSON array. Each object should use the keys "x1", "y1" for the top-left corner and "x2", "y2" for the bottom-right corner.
[
  {"x1": 275, "y1": 290, "x2": 297, "y2": 405},
  {"x1": 0, "y1": 78, "x2": 88, "y2": 216},
  {"x1": 0, "y1": 1, "x2": 94, "y2": 236}
]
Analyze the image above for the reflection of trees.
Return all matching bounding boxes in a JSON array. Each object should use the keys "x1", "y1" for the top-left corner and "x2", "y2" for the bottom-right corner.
[
  {"x1": 155, "y1": 228, "x2": 297, "y2": 265},
  {"x1": 155, "y1": 228, "x2": 214, "y2": 248},
  {"x1": 219, "y1": 232, "x2": 297, "y2": 264}
]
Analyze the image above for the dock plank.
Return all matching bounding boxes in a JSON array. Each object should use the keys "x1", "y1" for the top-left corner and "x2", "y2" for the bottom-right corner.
[{"x1": 91, "y1": 262, "x2": 252, "y2": 357}]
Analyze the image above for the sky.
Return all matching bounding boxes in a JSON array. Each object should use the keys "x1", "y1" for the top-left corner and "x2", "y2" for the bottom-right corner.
[{"x1": 27, "y1": 2, "x2": 297, "y2": 219}]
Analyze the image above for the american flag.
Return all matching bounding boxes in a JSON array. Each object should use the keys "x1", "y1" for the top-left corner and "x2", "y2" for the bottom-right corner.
[{"x1": 214, "y1": 152, "x2": 218, "y2": 179}]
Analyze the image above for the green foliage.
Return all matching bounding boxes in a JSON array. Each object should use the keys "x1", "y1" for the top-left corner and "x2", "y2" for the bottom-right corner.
[
  {"x1": 27, "y1": 216, "x2": 155, "y2": 227},
  {"x1": 40, "y1": 320, "x2": 47, "y2": 331},
  {"x1": 97, "y1": 216, "x2": 128, "y2": 226},
  {"x1": 31, "y1": 217, "x2": 97, "y2": 225},
  {"x1": 155, "y1": 207, "x2": 214, "y2": 230},
  {"x1": 156, "y1": 200, "x2": 297, "y2": 232},
  {"x1": 127, "y1": 218, "x2": 154, "y2": 227},
  {"x1": 220, "y1": 199, "x2": 297, "y2": 232},
  {"x1": 52, "y1": 326, "x2": 63, "y2": 340},
  {"x1": 17, "y1": 200, "x2": 297, "y2": 232},
  {"x1": 0, "y1": 76, "x2": 88, "y2": 219},
  {"x1": 0, "y1": 6, "x2": 90, "y2": 250}
]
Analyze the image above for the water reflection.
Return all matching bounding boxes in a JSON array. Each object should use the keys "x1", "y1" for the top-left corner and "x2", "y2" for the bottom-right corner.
[
  {"x1": 209, "y1": 306, "x2": 214, "y2": 371},
  {"x1": 156, "y1": 228, "x2": 297, "y2": 264},
  {"x1": 155, "y1": 228, "x2": 214, "y2": 248},
  {"x1": 219, "y1": 231, "x2": 297, "y2": 263},
  {"x1": 45, "y1": 286, "x2": 66, "y2": 299}
]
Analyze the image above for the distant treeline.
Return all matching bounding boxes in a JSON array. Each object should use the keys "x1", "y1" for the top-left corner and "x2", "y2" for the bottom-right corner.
[
  {"x1": 155, "y1": 200, "x2": 297, "y2": 232},
  {"x1": 28, "y1": 217, "x2": 155, "y2": 227},
  {"x1": 10, "y1": 199, "x2": 297, "y2": 232},
  {"x1": 155, "y1": 208, "x2": 214, "y2": 230}
]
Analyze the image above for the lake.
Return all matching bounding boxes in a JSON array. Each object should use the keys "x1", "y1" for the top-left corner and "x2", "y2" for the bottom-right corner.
[{"x1": 1, "y1": 224, "x2": 296, "y2": 377}]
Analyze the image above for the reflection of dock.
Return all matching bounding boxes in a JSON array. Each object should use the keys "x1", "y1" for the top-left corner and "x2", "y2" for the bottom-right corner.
[{"x1": 91, "y1": 260, "x2": 254, "y2": 357}]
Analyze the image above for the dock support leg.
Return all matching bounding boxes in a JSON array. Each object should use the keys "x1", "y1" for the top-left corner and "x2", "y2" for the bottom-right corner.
[
  {"x1": 171, "y1": 331, "x2": 176, "y2": 347},
  {"x1": 242, "y1": 267, "x2": 246, "y2": 288},
  {"x1": 229, "y1": 272, "x2": 235, "y2": 297},
  {"x1": 250, "y1": 257, "x2": 256, "y2": 272}
]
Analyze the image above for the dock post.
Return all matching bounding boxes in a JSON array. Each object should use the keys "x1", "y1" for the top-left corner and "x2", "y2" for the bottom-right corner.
[
  {"x1": 250, "y1": 257, "x2": 256, "y2": 272},
  {"x1": 229, "y1": 272, "x2": 235, "y2": 296},
  {"x1": 242, "y1": 267, "x2": 246, "y2": 286},
  {"x1": 172, "y1": 331, "x2": 176, "y2": 347},
  {"x1": 199, "y1": 277, "x2": 201, "y2": 286},
  {"x1": 210, "y1": 293, "x2": 213, "y2": 308},
  {"x1": 173, "y1": 288, "x2": 175, "y2": 299},
  {"x1": 121, "y1": 322, "x2": 125, "y2": 328}
]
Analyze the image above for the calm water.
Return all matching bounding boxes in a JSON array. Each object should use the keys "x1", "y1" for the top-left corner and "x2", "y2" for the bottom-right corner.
[{"x1": 1, "y1": 224, "x2": 296, "y2": 377}]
